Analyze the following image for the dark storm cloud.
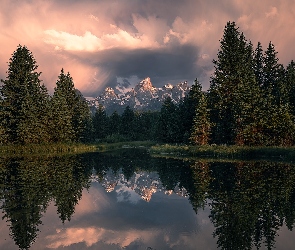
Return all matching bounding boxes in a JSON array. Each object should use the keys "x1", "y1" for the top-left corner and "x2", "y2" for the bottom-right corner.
[
  {"x1": 102, "y1": 45, "x2": 201, "y2": 87},
  {"x1": 2, "y1": 0, "x2": 295, "y2": 96},
  {"x1": 68, "y1": 43, "x2": 201, "y2": 96}
]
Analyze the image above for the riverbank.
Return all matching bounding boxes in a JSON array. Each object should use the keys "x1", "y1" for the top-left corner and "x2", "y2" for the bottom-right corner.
[
  {"x1": 149, "y1": 144, "x2": 295, "y2": 162},
  {"x1": 0, "y1": 143, "x2": 98, "y2": 156},
  {"x1": 2, "y1": 141, "x2": 295, "y2": 162}
]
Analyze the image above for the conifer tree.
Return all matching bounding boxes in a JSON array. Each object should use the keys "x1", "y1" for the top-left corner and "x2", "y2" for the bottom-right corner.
[
  {"x1": 208, "y1": 22, "x2": 260, "y2": 145},
  {"x1": 108, "y1": 111, "x2": 121, "y2": 136},
  {"x1": 93, "y1": 104, "x2": 108, "y2": 141},
  {"x1": 263, "y1": 42, "x2": 287, "y2": 105},
  {"x1": 120, "y1": 106, "x2": 135, "y2": 140},
  {"x1": 286, "y1": 60, "x2": 295, "y2": 115},
  {"x1": 253, "y1": 42, "x2": 264, "y2": 87},
  {"x1": 0, "y1": 45, "x2": 50, "y2": 144},
  {"x1": 52, "y1": 69, "x2": 92, "y2": 142},
  {"x1": 190, "y1": 93, "x2": 211, "y2": 145},
  {"x1": 179, "y1": 78, "x2": 203, "y2": 143},
  {"x1": 157, "y1": 97, "x2": 181, "y2": 143}
]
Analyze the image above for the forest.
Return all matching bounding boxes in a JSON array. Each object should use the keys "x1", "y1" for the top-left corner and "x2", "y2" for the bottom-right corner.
[{"x1": 1, "y1": 21, "x2": 295, "y2": 146}]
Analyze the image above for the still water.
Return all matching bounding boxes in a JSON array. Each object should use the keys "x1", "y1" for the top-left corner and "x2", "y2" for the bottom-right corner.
[{"x1": 0, "y1": 149, "x2": 295, "y2": 249}]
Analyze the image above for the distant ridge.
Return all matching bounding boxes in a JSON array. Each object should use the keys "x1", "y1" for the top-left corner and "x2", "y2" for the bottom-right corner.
[{"x1": 86, "y1": 77, "x2": 190, "y2": 114}]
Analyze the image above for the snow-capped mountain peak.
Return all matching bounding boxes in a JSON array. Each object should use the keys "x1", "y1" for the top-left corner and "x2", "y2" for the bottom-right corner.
[{"x1": 86, "y1": 77, "x2": 191, "y2": 114}]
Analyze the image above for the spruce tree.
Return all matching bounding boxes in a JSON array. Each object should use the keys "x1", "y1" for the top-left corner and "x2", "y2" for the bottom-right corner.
[
  {"x1": 189, "y1": 93, "x2": 211, "y2": 145},
  {"x1": 179, "y1": 78, "x2": 203, "y2": 143},
  {"x1": 0, "y1": 45, "x2": 50, "y2": 144},
  {"x1": 93, "y1": 104, "x2": 108, "y2": 141},
  {"x1": 120, "y1": 106, "x2": 135, "y2": 140},
  {"x1": 52, "y1": 69, "x2": 92, "y2": 142},
  {"x1": 286, "y1": 60, "x2": 295, "y2": 115},
  {"x1": 253, "y1": 42, "x2": 264, "y2": 87},
  {"x1": 208, "y1": 22, "x2": 260, "y2": 145},
  {"x1": 157, "y1": 97, "x2": 181, "y2": 143}
]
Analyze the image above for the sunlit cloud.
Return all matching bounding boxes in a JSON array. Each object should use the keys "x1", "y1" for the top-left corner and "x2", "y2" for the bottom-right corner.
[
  {"x1": 1, "y1": 0, "x2": 295, "y2": 95},
  {"x1": 266, "y1": 6, "x2": 278, "y2": 18},
  {"x1": 46, "y1": 227, "x2": 156, "y2": 248}
]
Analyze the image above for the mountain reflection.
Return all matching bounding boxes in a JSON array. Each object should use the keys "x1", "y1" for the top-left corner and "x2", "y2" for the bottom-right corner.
[
  {"x1": 1, "y1": 150, "x2": 295, "y2": 249},
  {"x1": 91, "y1": 150, "x2": 295, "y2": 249}
]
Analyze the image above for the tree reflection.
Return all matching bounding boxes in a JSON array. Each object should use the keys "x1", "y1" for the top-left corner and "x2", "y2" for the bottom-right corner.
[
  {"x1": 206, "y1": 161, "x2": 295, "y2": 250},
  {"x1": 2, "y1": 149, "x2": 295, "y2": 250},
  {"x1": 0, "y1": 154, "x2": 92, "y2": 250},
  {"x1": 93, "y1": 150, "x2": 295, "y2": 249}
]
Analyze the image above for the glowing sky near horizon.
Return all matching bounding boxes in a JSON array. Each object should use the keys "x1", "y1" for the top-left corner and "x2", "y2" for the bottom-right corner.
[{"x1": 1, "y1": 0, "x2": 295, "y2": 96}]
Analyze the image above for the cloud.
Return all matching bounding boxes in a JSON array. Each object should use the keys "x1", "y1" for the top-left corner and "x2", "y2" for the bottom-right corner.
[
  {"x1": 1, "y1": 0, "x2": 295, "y2": 96},
  {"x1": 46, "y1": 227, "x2": 156, "y2": 248}
]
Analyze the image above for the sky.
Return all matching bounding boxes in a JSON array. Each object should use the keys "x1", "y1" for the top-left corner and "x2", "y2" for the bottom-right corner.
[{"x1": 1, "y1": 0, "x2": 295, "y2": 97}]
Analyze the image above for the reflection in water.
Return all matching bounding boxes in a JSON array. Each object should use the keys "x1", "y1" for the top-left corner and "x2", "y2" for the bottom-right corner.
[
  {"x1": 0, "y1": 155, "x2": 93, "y2": 250},
  {"x1": 0, "y1": 149, "x2": 295, "y2": 249}
]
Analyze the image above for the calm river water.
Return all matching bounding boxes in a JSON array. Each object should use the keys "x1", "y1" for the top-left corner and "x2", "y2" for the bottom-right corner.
[{"x1": 0, "y1": 149, "x2": 295, "y2": 249}]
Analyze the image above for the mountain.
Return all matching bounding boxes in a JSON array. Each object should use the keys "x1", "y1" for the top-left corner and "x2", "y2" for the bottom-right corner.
[
  {"x1": 86, "y1": 77, "x2": 190, "y2": 114},
  {"x1": 91, "y1": 169, "x2": 188, "y2": 202}
]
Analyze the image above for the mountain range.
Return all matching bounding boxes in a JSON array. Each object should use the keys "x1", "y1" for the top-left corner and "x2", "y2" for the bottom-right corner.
[
  {"x1": 86, "y1": 77, "x2": 190, "y2": 114},
  {"x1": 91, "y1": 169, "x2": 188, "y2": 202}
]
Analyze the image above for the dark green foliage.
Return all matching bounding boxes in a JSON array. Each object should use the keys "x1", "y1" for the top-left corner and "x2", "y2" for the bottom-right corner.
[
  {"x1": 179, "y1": 78, "x2": 203, "y2": 143},
  {"x1": 93, "y1": 104, "x2": 108, "y2": 141},
  {"x1": 157, "y1": 97, "x2": 181, "y2": 143},
  {"x1": 0, "y1": 45, "x2": 50, "y2": 144},
  {"x1": 119, "y1": 106, "x2": 135, "y2": 140},
  {"x1": 51, "y1": 69, "x2": 93, "y2": 143},
  {"x1": 0, "y1": 46, "x2": 92, "y2": 145},
  {"x1": 0, "y1": 155, "x2": 92, "y2": 249},
  {"x1": 208, "y1": 22, "x2": 260, "y2": 145},
  {"x1": 286, "y1": 60, "x2": 295, "y2": 115},
  {"x1": 190, "y1": 93, "x2": 211, "y2": 145}
]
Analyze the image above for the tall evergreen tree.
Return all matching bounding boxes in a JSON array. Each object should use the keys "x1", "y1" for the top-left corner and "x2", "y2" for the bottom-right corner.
[
  {"x1": 263, "y1": 42, "x2": 287, "y2": 105},
  {"x1": 0, "y1": 45, "x2": 50, "y2": 144},
  {"x1": 208, "y1": 22, "x2": 260, "y2": 145},
  {"x1": 190, "y1": 93, "x2": 211, "y2": 145},
  {"x1": 157, "y1": 97, "x2": 181, "y2": 143},
  {"x1": 93, "y1": 104, "x2": 108, "y2": 141},
  {"x1": 179, "y1": 78, "x2": 203, "y2": 143},
  {"x1": 286, "y1": 60, "x2": 295, "y2": 115},
  {"x1": 120, "y1": 106, "x2": 135, "y2": 140},
  {"x1": 253, "y1": 42, "x2": 264, "y2": 87},
  {"x1": 52, "y1": 69, "x2": 92, "y2": 142}
]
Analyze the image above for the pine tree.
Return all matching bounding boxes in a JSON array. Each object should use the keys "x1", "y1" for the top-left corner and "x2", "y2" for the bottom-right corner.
[
  {"x1": 179, "y1": 78, "x2": 203, "y2": 143},
  {"x1": 120, "y1": 106, "x2": 135, "y2": 140},
  {"x1": 253, "y1": 42, "x2": 264, "y2": 87},
  {"x1": 0, "y1": 45, "x2": 50, "y2": 144},
  {"x1": 52, "y1": 69, "x2": 92, "y2": 142},
  {"x1": 157, "y1": 97, "x2": 181, "y2": 143},
  {"x1": 93, "y1": 104, "x2": 108, "y2": 141},
  {"x1": 286, "y1": 60, "x2": 295, "y2": 115},
  {"x1": 190, "y1": 93, "x2": 211, "y2": 145},
  {"x1": 208, "y1": 22, "x2": 260, "y2": 145},
  {"x1": 263, "y1": 42, "x2": 287, "y2": 105}
]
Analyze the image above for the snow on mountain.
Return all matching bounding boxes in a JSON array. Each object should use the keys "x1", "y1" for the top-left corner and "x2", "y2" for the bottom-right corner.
[
  {"x1": 86, "y1": 77, "x2": 190, "y2": 115},
  {"x1": 91, "y1": 169, "x2": 188, "y2": 202}
]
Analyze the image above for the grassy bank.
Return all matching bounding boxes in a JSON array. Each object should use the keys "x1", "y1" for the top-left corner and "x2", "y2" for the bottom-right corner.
[
  {"x1": 150, "y1": 144, "x2": 295, "y2": 162},
  {"x1": 0, "y1": 143, "x2": 98, "y2": 156},
  {"x1": 0, "y1": 141, "x2": 157, "y2": 156},
  {"x1": 96, "y1": 141, "x2": 157, "y2": 152}
]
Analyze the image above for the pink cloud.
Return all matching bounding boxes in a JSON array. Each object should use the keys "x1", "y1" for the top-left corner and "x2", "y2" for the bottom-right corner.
[{"x1": 1, "y1": 0, "x2": 295, "y2": 95}]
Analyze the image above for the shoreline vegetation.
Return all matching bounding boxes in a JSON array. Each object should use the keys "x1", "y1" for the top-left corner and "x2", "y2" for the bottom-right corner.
[
  {"x1": 2, "y1": 141, "x2": 295, "y2": 163},
  {"x1": 149, "y1": 144, "x2": 295, "y2": 163}
]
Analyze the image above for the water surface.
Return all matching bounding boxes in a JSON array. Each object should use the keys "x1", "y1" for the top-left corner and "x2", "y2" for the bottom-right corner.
[{"x1": 0, "y1": 149, "x2": 295, "y2": 249}]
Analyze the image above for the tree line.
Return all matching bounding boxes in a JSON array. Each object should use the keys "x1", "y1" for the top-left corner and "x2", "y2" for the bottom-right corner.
[
  {"x1": 0, "y1": 45, "x2": 92, "y2": 144},
  {"x1": 156, "y1": 21, "x2": 295, "y2": 146},
  {"x1": 2, "y1": 21, "x2": 295, "y2": 146}
]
